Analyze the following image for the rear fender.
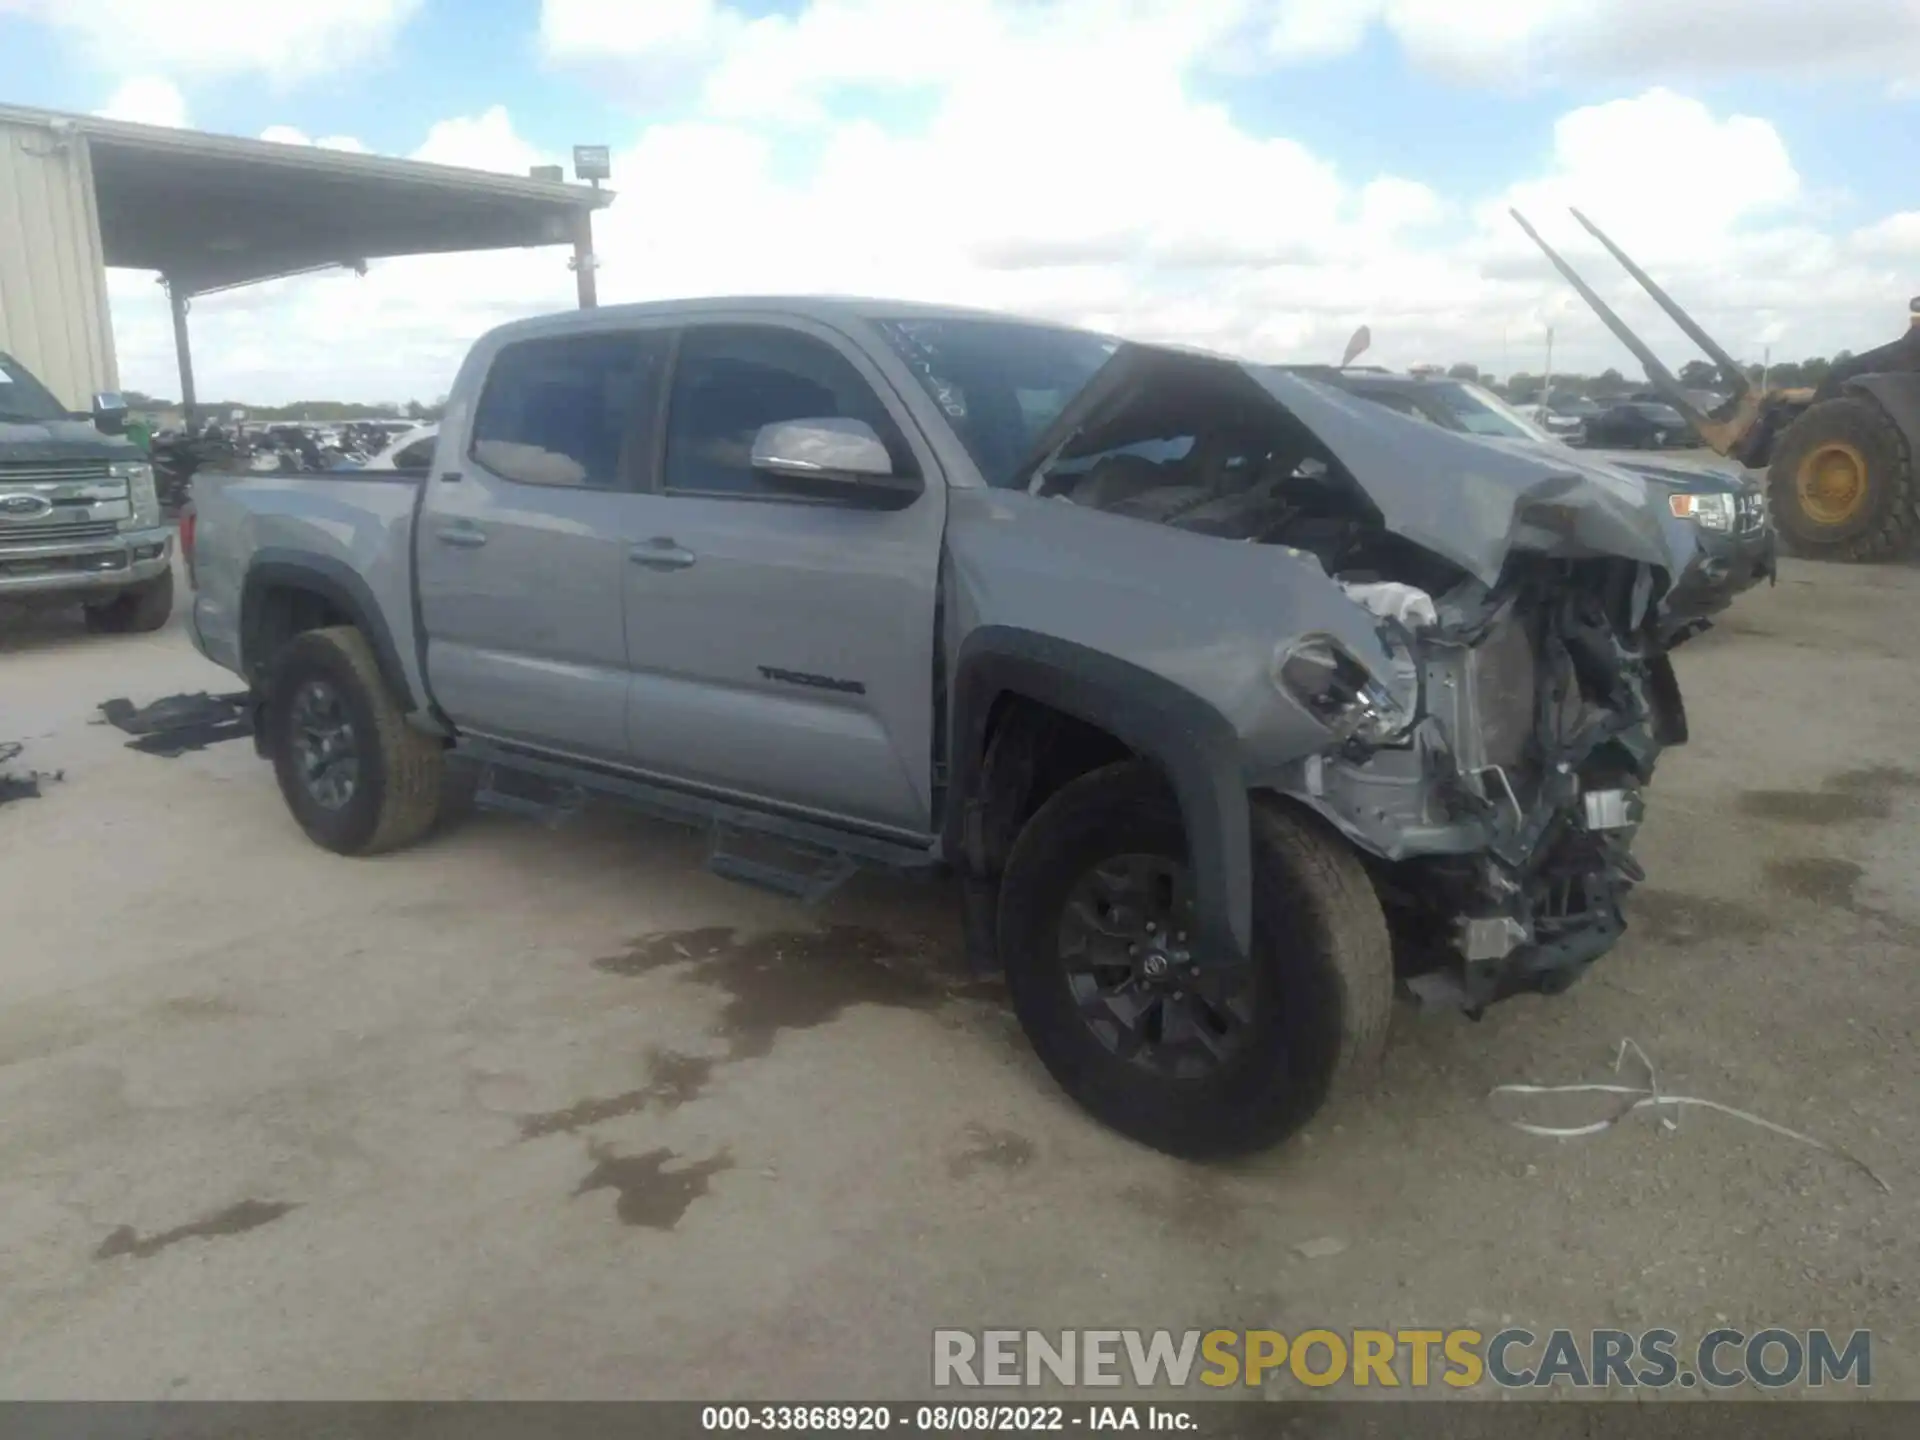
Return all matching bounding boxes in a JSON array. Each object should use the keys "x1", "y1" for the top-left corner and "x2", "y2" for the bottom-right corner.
[
  {"x1": 240, "y1": 550, "x2": 414, "y2": 711},
  {"x1": 947, "y1": 626, "x2": 1253, "y2": 970}
]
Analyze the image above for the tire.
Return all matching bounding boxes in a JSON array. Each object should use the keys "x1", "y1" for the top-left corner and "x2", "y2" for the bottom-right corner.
[
  {"x1": 1767, "y1": 395, "x2": 1918, "y2": 562},
  {"x1": 265, "y1": 625, "x2": 444, "y2": 856},
  {"x1": 996, "y1": 761, "x2": 1394, "y2": 1158},
  {"x1": 83, "y1": 568, "x2": 173, "y2": 634}
]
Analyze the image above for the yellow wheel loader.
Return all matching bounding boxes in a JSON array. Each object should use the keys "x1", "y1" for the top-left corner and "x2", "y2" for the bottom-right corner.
[{"x1": 1513, "y1": 208, "x2": 1920, "y2": 563}]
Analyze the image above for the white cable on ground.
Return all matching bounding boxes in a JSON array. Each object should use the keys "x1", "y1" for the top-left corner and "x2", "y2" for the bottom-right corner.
[{"x1": 1490, "y1": 1038, "x2": 1891, "y2": 1194}]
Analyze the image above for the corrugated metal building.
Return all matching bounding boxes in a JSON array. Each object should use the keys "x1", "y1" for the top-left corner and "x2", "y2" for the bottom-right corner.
[
  {"x1": 0, "y1": 105, "x2": 610, "y2": 417},
  {"x1": 0, "y1": 115, "x2": 120, "y2": 408}
]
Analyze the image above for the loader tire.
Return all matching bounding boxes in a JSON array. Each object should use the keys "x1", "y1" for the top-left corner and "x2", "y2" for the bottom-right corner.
[
  {"x1": 1768, "y1": 396, "x2": 1918, "y2": 562},
  {"x1": 996, "y1": 762, "x2": 1393, "y2": 1158},
  {"x1": 266, "y1": 625, "x2": 444, "y2": 856}
]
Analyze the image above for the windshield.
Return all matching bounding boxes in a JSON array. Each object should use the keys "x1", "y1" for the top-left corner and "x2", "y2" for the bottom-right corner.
[
  {"x1": 1632, "y1": 403, "x2": 1686, "y2": 422},
  {"x1": 1417, "y1": 381, "x2": 1557, "y2": 442},
  {"x1": 0, "y1": 352, "x2": 73, "y2": 424},
  {"x1": 872, "y1": 317, "x2": 1119, "y2": 487}
]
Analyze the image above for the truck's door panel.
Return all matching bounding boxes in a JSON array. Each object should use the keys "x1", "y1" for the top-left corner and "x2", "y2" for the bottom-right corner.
[
  {"x1": 416, "y1": 329, "x2": 670, "y2": 760},
  {"x1": 620, "y1": 320, "x2": 945, "y2": 836}
]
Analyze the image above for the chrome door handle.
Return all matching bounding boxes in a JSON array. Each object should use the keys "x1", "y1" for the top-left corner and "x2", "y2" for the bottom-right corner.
[
  {"x1": 435, "y1": 525, "x2": 487, "y2": 549},
  {"x1": 630, "y1": 538, "x2": 696, "y2": 571}
]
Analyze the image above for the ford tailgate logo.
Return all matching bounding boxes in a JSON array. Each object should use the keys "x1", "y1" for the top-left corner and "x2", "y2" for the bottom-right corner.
[{"x1": 0, "y1": 493, "x2": 54, "y2": 519}]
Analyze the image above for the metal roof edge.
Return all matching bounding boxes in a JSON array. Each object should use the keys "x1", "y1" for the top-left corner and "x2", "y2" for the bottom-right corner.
[{"x1": 0, "y1": 102, "x2": 613, "y2": 209}]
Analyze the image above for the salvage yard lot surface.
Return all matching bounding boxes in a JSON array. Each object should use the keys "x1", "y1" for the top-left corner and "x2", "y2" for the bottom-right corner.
[{"x1": 2, "y1": 558, "x2": 1917, "y2": 1399}]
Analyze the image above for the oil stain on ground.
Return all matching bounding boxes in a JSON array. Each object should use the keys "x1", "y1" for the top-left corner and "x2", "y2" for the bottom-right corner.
[
  {"x1": 1736, "y1": 764, "x2": 1920, "y2": 827},
  {"x1": 1627, "y1": 891, "x2": 1770, "y2": 947},
  {"x1": 595, "y1": 924, "x2": 983, "y2": 1062},
  {"x1": 947, "y1": 1122, "x2": 1037, "y2": 1180},
  {"x1": 1735, "y1": 790, "x2": 1889, "y2": 825},
  {"x1": 1764, "y1": 857, "x2": 1866, "y2": 908},
  {"x1": 95, "y1": 1200, "x2": 298, "y2": 1261},
  {"x1": 519, "y1": 1049, "x2": 716, "y2": 1139},
  {"x1": 573, "y1": 1143, "x2": 734, "y2": 1230}
]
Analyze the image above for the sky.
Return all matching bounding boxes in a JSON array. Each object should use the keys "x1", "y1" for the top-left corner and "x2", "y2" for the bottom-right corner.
[{"x1": 1, "y1": 0, "x2": 1917, "y2": 405}]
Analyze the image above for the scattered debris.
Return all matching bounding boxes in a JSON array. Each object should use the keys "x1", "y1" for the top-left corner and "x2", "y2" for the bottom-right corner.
[
  {"x1": 99, "y1": 691, "x2": 253, "y2": 756},
  {"x1": 1292, "y1": 1236, "x2": 1349, "y2": 1260},
  {"x1": 0, "y1": 739, "x2": 63, "y2": 806},
  {"x1": 1490, "y1": 1039, "x2": 1891, "y2": 1194}
]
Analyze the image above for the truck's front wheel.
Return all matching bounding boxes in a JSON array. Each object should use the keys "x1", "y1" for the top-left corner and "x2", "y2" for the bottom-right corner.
[
  {"x1": 996, "y1": 762, "x2": 1394, "y2": 1158},
  {"x1": 266, "y1": 626, "x2": 444, "y2": 856}
]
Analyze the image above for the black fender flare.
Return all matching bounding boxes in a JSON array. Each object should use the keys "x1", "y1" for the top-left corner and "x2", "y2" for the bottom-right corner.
[
  {"x1": 1842, "y1": 371, "x2": 1920, "y2": 465},
  {"x1": 945, "y1": 626, "x2": 1252, "y2": 968},
  {"x1": 240, "y1": 549, "x2": 414, "y2": 709}
]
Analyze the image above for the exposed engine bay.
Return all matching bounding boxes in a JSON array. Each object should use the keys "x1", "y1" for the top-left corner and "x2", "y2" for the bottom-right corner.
[{"x1": 1028, "y1": 355, "x2": 1687, "y2": 1011}]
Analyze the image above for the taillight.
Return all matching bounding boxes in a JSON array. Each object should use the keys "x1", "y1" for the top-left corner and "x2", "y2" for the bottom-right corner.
[{"x1": 179, "y1": 506, "x2": 197, "y2": 587}]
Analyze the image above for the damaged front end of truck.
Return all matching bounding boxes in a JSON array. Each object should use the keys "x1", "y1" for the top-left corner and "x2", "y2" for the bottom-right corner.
[{"x1": 1017, "y1": 347, "x2": 1690, "y2": 1013}]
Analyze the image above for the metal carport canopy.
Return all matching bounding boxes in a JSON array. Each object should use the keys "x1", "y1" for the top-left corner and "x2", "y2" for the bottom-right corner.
[
  {"x1": 0, "y1": 104, "x2": 612, "y2": 419},
  {"x1": 0, "y1": 104, "x2": 613, "y2": 296}
]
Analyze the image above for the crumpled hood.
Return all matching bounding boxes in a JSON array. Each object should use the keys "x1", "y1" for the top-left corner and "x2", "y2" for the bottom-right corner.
[
  {"x1": 1246, "y1": 368, "x2": 1678, "y2": 586},
  {"x1": 1020, "y1": 343, "x2": 1679, "y2": 589},
  {"x1": 0, "y1": 419, "x2": 139, "y2": 465},
  {"x1": 1583, "y1": 448, "x2": 1758, "y2": 494}
]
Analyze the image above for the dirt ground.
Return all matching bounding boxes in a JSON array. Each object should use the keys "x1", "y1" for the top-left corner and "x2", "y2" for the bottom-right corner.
[{"x1": 1, "y1": 554, "x2": 1915, "y2": 1401}]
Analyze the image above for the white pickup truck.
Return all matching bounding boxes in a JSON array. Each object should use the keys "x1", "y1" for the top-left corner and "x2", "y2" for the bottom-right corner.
[{"x1": 185, "y1": 297, "x2": 1693, "y2": 1157}]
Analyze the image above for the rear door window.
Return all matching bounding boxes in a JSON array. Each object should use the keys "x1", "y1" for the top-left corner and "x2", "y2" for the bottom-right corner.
[{"x1": 471, "y1": 332, "x2": 671, "y2": 489}]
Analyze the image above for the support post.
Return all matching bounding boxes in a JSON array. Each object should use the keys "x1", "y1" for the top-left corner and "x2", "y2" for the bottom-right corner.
[
  {"x1": 166, "y1": 277, "x2": 198, "y2": 427},
  {"x1": 572, "y1": 208, "x2": 599, "y2": 310}
]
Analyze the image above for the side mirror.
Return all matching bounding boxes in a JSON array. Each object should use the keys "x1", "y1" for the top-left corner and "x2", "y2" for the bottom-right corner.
[
  {"x1": 92, "y1": 391, "x2": 129, "y2": 435},
  {"x1": 750, "y1": 418, "x2": 920, "y2": 505}
]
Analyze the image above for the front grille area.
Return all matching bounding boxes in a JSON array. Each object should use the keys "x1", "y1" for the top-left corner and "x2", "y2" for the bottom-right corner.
[
  {"x1": 0, "y1": 460, "x2": 116, "y2": 485},
  {"x1": 0, "y1": 520, "x2": 120, "y2": 547},
  {"x1": 1736, "y1": 490, "x2": 1767, "y2": 533}
]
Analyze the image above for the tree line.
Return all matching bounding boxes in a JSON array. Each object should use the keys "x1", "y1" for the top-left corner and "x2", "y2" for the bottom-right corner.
[
  {"x1": 122, "y1": 392, "x2": 447, "y2": 423},
  {"x1": 1444, "y1": 352, "x2": 1861, "y2": 404}
]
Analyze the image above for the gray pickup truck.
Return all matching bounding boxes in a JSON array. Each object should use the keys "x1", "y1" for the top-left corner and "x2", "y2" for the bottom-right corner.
[
  {"x1": 1, "y1": 352, "x2": 174, "y2": 631},
  {"x1": 186, "y1": 298, "x2": 1691, "y2": 1156}
]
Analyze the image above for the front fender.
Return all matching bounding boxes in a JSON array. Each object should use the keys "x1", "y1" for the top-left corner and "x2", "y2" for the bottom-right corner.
[{"x1": 947, "y1": 626, "x2": 1252, "y2": 968}]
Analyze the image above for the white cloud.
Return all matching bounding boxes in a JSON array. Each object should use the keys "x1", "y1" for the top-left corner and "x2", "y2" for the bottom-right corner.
[
  {"x1": 1263, "y1": 0, "x2": 1920, "y2": 86},
  {"x1": 14, "y1": 0, "x2": 423, "y2": 84},
  {"x1": 94, "y1": 4, "x2": 1917, "y2": 404},
  {"x1": 94, "y1": 76, "x2": 189, "y2": 128},
  {"x1": 259, "y1": 125, "x2": 369, "y2": 153}
]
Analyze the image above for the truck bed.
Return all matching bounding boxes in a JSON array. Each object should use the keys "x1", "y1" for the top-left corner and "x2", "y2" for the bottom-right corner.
[{"x1": 186, "y1": 468, "x2": 431, "y2": 702}]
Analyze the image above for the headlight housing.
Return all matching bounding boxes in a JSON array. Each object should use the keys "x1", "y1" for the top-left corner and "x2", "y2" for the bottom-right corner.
[
  {"x1": 1669, "y1": 491, "x2": 1735, "y2": 532},
  {"x1": 112, "y1": 461, "x2": 160, "y2": 530},
  {"x1": 1275, "y1": 634, "x2": 1413, "y2": 744}
]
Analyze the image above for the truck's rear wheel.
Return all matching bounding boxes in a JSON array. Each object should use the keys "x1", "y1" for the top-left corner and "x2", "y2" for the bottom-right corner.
[
  {"x1": 83, "y1": 569, "x2": 173, "y2": 634},
  {"x1": 996, "y1": 762, "x2": 1393, "y2": 1158},
  {"x1": 1767, "y1": 396, "x2": 1917, "y2": 561},
  {"x1": 265, "y1": 625, "x2": 444, "y2": 855}
]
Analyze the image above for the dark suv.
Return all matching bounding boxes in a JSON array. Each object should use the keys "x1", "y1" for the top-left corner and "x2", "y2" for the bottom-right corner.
[{"x1": 1293, "y1": 368, "x2": 1775, "y2": 631}]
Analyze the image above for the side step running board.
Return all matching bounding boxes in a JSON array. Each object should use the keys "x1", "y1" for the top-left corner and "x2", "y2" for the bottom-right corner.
[
  {"x1": 473, "y1": 764, "x2": 586, "y2": 828},
  {"x1": 707, "y1": 825, "x2": 859, "y2": 904},
  {"x1": 455, "y1": 737, "x2": 941, "y2": 906}
]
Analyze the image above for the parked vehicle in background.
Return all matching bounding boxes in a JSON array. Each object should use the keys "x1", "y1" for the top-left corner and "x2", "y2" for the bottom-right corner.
[
  {"x1": 1303, "y1": 367, "x2": 1773, "y2": 632},
  {"x1": 1514, "y1": 206, "x2": 1920, "y2": 562},
  {"x1": 0, "y1": 351, "x2": 174, "y2": 632},
  {"x1": 1522, "y1": 402, "x2": 1586, "y2": 441},
  {"x1": 359, "y1": 423, "x2": 438, "y2": 471},
  {"x1": 186, "y1": 298, "x2": 1694, "y2": 1157},
  {"x1": 1582, "y1": 399, "x2": 1695, "y2": 450}
]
